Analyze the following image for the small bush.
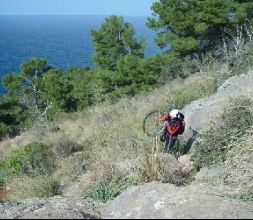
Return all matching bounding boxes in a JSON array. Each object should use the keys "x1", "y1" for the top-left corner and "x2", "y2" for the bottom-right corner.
[
  {"x1": 52, "y1": 136, "x2": 83, "y2": 158},
  {"x1": 0, "y1": 142, "x2": 56, "y2": 187},
  {"x1": 0, "y1": 123, "x2": 10, "y2": 140},
  {"x1": 83, "y1": 175, "x2": 135, "y2": 203},
  {"x1": 136, "y1": 153, "x2": 186, "y2": 186},
  {"x1": 224, "y1": 186, "x2": 253, "y2": 202},
  {"x1": 234, "y1": 187, "x2": 253, "y2": 201}
]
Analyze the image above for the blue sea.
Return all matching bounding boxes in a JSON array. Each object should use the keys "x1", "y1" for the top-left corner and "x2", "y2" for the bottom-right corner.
[{"x1": 0, "y1": 15, "x2": 161, "y2": 94}]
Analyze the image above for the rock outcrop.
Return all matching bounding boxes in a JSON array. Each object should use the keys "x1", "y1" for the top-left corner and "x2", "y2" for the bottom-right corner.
[
  {"x1": 181, "y1": 71, "x2": 253, "y2": 145},
  {"x1": 104, "y1": 182, "x2": 253, "y2": 219},
  {"x1": 0, "y1": 196, "x2": 103, "y2": 219}
]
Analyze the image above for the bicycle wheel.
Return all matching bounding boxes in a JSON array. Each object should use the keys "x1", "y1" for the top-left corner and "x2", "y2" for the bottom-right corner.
[{"x1": 142, "y1": 110, "x2": 165, "y2": 137}]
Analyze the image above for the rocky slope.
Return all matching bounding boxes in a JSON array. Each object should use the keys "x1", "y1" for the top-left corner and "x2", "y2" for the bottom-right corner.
[{"x1": 1, "y1": 71, "x2": 253, "y2": 219}]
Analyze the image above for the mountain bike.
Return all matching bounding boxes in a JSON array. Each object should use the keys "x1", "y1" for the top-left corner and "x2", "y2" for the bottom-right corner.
[
  {"x1": 142, "y1": 109, "x2": 186, "y2": 155},
  {"x1": 142, "y1": 102, "x2": 179, "y2": 137}
]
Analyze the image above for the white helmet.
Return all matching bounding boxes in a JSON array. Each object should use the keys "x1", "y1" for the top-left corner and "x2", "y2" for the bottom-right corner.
[{"x1": 170, "y1": 109, "x2": 179, "y2": 118}]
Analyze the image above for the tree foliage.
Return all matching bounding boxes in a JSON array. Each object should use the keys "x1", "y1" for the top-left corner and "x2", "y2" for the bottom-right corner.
[
  {"x1": 3, "y1": 57, "x2": 52, "y2": 124},
  {"x1": 147, "y1": 0, "x2": 253, "y2": 59},
  {"x1": 91, "y1": 15, "x2": 146, "y2": 70},
  {"x1": 0, "y1": 95, "x2": 29, "y2": 139}
]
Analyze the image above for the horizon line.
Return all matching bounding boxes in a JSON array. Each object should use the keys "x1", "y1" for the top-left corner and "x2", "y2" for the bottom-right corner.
[{"x1": 0, "y1": 14, "x2": 151, "y2": 17}]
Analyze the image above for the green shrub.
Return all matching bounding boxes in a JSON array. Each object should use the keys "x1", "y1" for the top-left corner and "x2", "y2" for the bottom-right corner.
[
  {"x1": 193, "y1": 96, "x2": 253, "y2": 170},
  {"x1": 0, "y1": 122, "x2": 10, "y2": 140},
  {"x1": 234, "y1": 187, "x2": 253, "y2": 201},
  {"x1": 83, "y1": 175, "x2": 135, "y2": 203},
  {"x1": 225, "y1": 187, "x2": 253, "y2": 202},
  {"x1": 0, "y1": 142, "x2": 56, "y2": 187}
]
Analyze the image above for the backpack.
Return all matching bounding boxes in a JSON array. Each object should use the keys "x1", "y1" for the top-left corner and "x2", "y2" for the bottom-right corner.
[
  {"x1": 177, "y1": 112, "x2": 185, "y2": 120},
  {"x1": 177, "y1": 112, "x2": 185, "y2": 135},
  {"x1": 178, "y1": 121, "x2": 185, "y2": 135},
  {"x1": 166, "y1": 118, "x2": 185, "y2": 135}
]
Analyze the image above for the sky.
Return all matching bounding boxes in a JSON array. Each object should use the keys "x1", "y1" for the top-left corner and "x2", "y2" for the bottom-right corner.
[{"x1": 0, "y1": 0, "x2": 158, "y2": 16}]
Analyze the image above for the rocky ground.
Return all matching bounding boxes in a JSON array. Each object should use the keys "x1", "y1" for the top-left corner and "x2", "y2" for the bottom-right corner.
[
  {"x1": 104, "y1": 182, "x2": 253, "y2": 219},
  {"x1": 1, "y1": 181, "x2": 252, "y2": 219},
  {"x1": 0, "y1": 197, "x2": 103, "y2": 219}
]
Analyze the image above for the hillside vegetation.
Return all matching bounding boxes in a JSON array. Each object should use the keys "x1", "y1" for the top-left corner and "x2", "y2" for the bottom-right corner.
[
  {"x1": 0, "y1": 70, "x2": 218, "y2": 201},
  {"x1": 1, "y1": 65, "x2": 253, "y2": 204}
]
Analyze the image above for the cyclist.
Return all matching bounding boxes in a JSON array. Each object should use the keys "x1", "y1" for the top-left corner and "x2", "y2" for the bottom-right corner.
[{"x1": 159, "y1": 109, "x2": 186, "y2": 153}]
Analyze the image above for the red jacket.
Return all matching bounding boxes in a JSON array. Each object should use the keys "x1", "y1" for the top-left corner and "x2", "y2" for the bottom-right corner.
[{"x1": 160, "y1": 112, "x2": 185, "y2": 136}]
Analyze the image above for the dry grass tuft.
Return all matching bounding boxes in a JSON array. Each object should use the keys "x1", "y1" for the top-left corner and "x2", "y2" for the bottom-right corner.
[
  {"x1": 6, "y1": 175, "x2": 61, "y2": 201},
  {"x1": 224, "y1": 129, "x2": 253, "y2": 191}
]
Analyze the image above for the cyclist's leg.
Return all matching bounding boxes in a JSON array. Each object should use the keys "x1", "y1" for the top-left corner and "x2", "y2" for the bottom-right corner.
[
  {"x1": 159, "y1": 128, "x2": 166, "y2": 142},
  {"x1": 164, "y1": 133, "x2": 176, "y2": 153}
]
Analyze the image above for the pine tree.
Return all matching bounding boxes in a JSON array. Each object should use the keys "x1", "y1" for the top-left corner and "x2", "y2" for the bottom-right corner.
[
  {"x1": 90, "y1": 15, "x2": 145, "y2": 70},
  {"x1": 147, "y1": 0, "x2": 253, "y2": 60}
]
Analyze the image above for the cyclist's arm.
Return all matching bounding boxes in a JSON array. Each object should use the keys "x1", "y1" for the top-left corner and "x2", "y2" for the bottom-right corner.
[{"x1": 159, "y1": 112, "x2": 170, "y2": 122}]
